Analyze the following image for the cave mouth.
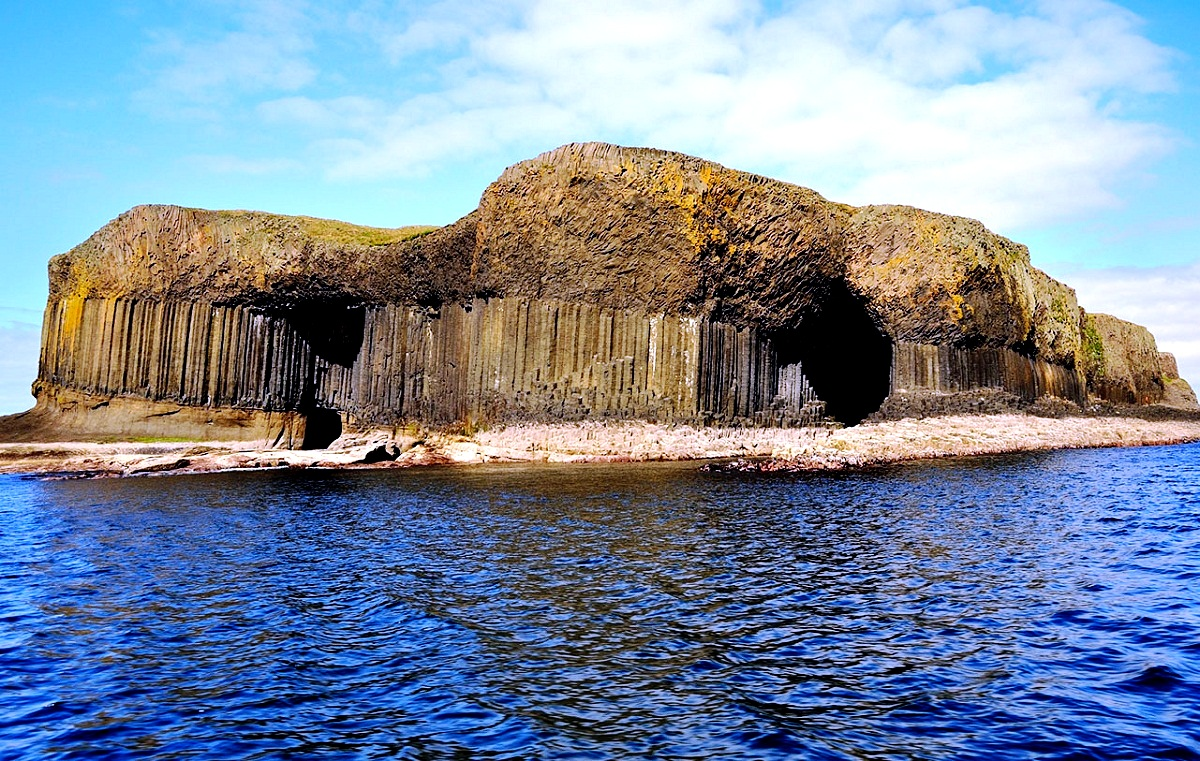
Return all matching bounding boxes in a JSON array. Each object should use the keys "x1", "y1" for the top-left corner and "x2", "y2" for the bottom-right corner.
[
  {"x1": 772, "y1": 281, "x2": 893, "y2": 426},
  {"x1": 301, "y1": 408, "x2": 343, "y2": 450},
  {"x1": 271, "y1": 299, "x2": 363, "y2": 449},
  {"x1": 284, "y1": 300, "x2": 367, "y2": 368}
]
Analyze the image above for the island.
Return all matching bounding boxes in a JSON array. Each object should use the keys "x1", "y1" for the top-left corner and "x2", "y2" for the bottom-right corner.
[{"x1": 2, "y1": 142, "x2": 1198, "y2": 475}]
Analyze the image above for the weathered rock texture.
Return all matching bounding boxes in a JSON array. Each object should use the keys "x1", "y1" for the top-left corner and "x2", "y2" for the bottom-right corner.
[
  {"x1": 1081, "y1": 313, "x2": 1168, "y2": 405},
  {"x1": 37, "y1": 296, "x2": 823, "y2": 435},
  {"x1": 7, "y1": 142, "x2": 1195, "y2": 444},
  {"x1": 1160, "y1": 352, "x2": 1200, "y2": 410}
]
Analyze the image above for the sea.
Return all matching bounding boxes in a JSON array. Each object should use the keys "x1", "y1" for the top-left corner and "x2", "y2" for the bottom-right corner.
[{"x1": 1, "y1": 443, "x2": 1199, "y2": 760}]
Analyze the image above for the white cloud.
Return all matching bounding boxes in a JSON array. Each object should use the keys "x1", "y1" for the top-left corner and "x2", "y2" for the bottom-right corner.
[
  {"x1": 1054, "y1": 262, "x2": 1200, "y2": 385},
  {"x1": 326, "y1": 0, "x2": 1176, "y2": 228},
  {"x1": 136, "y1": 0, "x2": 317, "y2": 116},
  {"x1": 140, "y1": 0, "x2": 1179, "y2": 230},
  {"x1": 183, "y1": 154, "x2": 305, "y2": 175},
  {"x1": 346, "y1": 0, "x2": 526, "y2": 63}
]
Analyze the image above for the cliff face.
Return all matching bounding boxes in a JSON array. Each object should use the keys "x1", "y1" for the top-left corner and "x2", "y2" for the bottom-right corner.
[
  {"x1": 48, "y1": 205, "x2": 475, "y2": 308},
  {"x1": 475, "y1": 144, "x2": 1079, "y2": 358},
  {"x1": 843, "y1": 207, "x2": 1082, "y2": 366},
  {"x1": 1159, "y1": 353, "x2": 1200, "y2": 410},
  {"x1": 473, "y1": 144, "x2": 848, "y2": 329},
  {"x1": 1082, "y1": 313, "x2": 1167, "y2": 405},
  {"x1": 11, "y1": 142, "x2": 1193, "y2": 444}
]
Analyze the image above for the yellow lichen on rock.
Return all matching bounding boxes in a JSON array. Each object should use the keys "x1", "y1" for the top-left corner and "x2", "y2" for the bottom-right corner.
[{"x1": 58, "y1": 296, "x2": 85, "y2": 341}]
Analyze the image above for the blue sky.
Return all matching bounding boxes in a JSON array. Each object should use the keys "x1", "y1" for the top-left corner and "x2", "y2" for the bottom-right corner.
[{"x1": 2, "y1": 0, "x2": 1199, "y2": 414}]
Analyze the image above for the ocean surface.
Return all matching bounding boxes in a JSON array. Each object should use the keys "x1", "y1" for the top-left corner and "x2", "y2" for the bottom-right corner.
[{"x1": 2, "y1": 444, "x2": 1199, "y2": 760}]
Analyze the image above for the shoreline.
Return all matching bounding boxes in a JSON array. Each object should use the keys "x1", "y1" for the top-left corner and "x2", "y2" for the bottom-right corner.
[{"x1": 2, "y1": 413, "x2": 1200, "y2": 478}]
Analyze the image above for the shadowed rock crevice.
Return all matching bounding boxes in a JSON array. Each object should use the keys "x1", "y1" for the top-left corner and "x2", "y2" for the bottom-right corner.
[
  {"x1": 301, "y1": 408, "x2": 342, "y2": 450},
  {"x1": 772, "y1": 281, "x2": 892, "y2": 426},
  {"x1": 281, "y1": 301, "x2": 366, "y2": 368}
]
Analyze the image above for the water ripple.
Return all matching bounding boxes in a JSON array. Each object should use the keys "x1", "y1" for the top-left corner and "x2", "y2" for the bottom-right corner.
[{"x1": 2, "y1": 443, "x2": 1200, "y2": 759}]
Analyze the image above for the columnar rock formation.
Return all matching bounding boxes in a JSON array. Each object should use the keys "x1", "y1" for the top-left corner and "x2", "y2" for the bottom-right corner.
[{"x1": 9, "y1": 142, "x2": 1194, "y2": 445}]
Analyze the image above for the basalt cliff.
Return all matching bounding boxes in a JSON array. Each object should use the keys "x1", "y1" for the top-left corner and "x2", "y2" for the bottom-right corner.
[{"x1": 6, "y1": 143, "x2": 1195, "y2": 446}]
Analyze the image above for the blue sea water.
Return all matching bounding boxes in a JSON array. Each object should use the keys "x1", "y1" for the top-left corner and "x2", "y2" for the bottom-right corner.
[{"x1": 1, "y1": 443, "x2": 1199, "y2": 760}]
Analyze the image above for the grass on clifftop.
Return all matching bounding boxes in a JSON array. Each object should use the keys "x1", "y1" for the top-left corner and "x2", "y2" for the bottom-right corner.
[
  {"x1": 209, "y1": 209, "x2": 440, "y2": 246},
  {"x1": 297, "y1": 218, "x2": 438, "y2": 246}
]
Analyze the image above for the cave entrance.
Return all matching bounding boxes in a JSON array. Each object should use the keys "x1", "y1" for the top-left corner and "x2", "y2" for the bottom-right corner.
[
  {"x1": 773, "y1": 281, "x2": 892, "y2": 426},
  {"x1": 286, "y1": 301, "x2": 367, "y2": 368},
  {"x1": 301, "y1": 408, "x2": 343, "y2": 450},
  {"x1": 282, "y1": 299, "x2": 363, "y2": 450}
]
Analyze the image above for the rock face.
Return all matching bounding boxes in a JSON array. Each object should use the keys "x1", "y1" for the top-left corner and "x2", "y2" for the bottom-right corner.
[
  {"x1": 1159, "y1": 353, "x2": 1200, "y2": 410},
  {"x1": 8, "y1": 142, "x2": 1196, "y2": 444},
  {"x1": 1081, "y1": 313, "x2": 1167, "y2": 405}
]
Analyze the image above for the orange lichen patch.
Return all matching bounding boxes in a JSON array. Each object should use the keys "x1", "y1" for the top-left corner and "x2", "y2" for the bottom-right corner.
[
  {"x1": 913, "y1": 212, "x2": 944, "y2": 250},
  {"x1": 59, "y1": 297, "x2": 86, "y2": 341},
  {"x1": 947, "y1": 293, "x2": 967, "y2": 322},
  {"x1": 674, "y1": 165, "x2": 751, "y2": 258},
  {"x1": 651, "y1": 164, "x2": 691, "y2": 201}
]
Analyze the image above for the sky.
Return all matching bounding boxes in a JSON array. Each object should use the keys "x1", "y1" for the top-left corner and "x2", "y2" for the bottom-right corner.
[{"x1": 1, "y1": 0, "x2": 1198, "y2": 414}]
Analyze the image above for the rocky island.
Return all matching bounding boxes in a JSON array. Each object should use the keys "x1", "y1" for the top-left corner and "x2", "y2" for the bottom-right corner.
[{"x1": 2, "y1": 142, "x2": 1198, "y2": 475}]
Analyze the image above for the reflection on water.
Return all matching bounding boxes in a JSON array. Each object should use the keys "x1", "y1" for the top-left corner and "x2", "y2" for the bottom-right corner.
[{"x1": 2, "y1": 444, "x2": 1200, "y2": 759}]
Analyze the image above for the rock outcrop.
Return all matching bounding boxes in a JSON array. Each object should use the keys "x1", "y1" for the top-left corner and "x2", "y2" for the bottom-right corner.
[
  {"x1": 6, "y1": 142, "x2": 1195, "y2": 444},
  {"x1": 1081, "y1": 313, "x2": 1167, "y2": 405},
  {"x1": 1157, "y1": 352, "x2": 1198, "y2": 410}
]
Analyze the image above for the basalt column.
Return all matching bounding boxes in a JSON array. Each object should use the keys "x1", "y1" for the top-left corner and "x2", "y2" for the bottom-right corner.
[
  {"x1": 889, "y1": 343, "x2": 1086, "y2": 404},
  {"x1": 36, "y1": 294, "x2": 830, "y2": 441},
  {"x1": 316, "y1": 298, "x2": 828, "y2": 428}
]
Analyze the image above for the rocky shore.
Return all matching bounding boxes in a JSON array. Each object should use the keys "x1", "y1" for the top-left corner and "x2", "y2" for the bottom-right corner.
[{"x1": 3, "y1": 412, "x2": 1199, "y2": 478}]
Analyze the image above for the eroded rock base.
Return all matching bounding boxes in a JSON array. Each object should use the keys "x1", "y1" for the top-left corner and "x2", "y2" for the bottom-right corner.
[{"x1": 0, "y1": 388, "x2": 306, "y2": 446}]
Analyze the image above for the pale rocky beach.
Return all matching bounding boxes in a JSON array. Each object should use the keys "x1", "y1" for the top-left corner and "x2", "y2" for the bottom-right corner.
[{"x1": 4, "y1": 412, "x2": 1199, "y2": 478}]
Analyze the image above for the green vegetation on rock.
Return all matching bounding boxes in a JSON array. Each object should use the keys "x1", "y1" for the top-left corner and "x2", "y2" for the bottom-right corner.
[
  {"x1": 1082, "y1": 315, "x2": 1106, "y2": 380},
  {"x1": 295, "y1": 218, "x2": 437, "y2": 247}
]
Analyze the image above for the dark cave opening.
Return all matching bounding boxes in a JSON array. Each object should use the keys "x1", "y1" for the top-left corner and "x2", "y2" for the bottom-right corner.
[
  {"x1": 285, "y1": 300, "x2": 362, "y2": 449},
  {"x1": 301, "y1": 408, "x2": 343, "y2": 450},
  {"x1": 286, "y1": 301, "x2": 367, "y2": 368},
  {"x1": 773, "y1": 281, "x2": 893, "y2": 427}
]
